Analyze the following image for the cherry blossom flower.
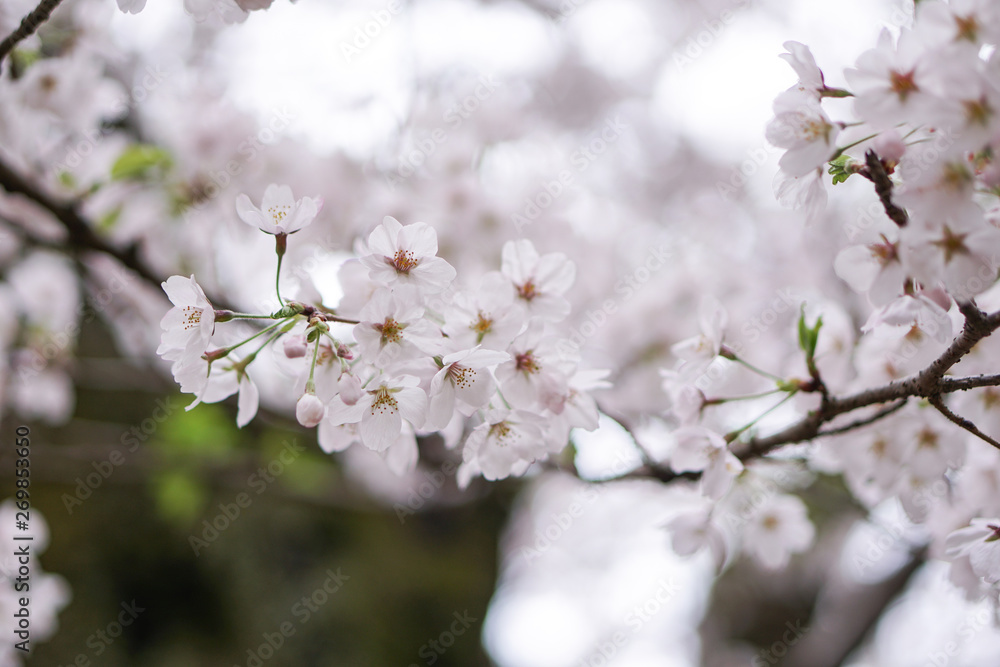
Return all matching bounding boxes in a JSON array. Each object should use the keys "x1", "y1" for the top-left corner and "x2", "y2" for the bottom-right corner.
[
  {"x1": 425, "y1": 346, "x2": 509, "y2": 430},
  {"x1": 671, "y1": 425, "x2": 744, "y2": 499},
  {"x1": 778, "y1": 41, "x2": 826, "y2": 96},
  {"x1": 845, "y1": 28, "x2": 938, "y2": 128},
  {"x1": 834, "y1": 232, "x2": 907, "y2": 305},
  {"x1": 354, "y1": 288, "x2": 444, "y2": 368},
  {"x1": 766, "y1": 89, "x2": 840, "y2": 177},
  {"x1": 774, "y1": 167, "x2": 828, "y2": 224},
  {"x1": 157, "y1": 275, "x2": 217, "y2": 365},
  {"x1": 741, "y1": 495, "x2": 815, "y2": 569},
  {"x1": 461, "y1": 408, "x2": 547, "y2": 481},
  {"x1": 442, "y1": 273, "x2": 526, "y2": 351},
  {"x1": 670, "y1": 295, "x2": 727, "y2": 378},
  {"x1": 236, "y1": 184, "x2": 321, "y2": 235},
  {"x1": 946, "y1": 518, "x2": 1000, "y2": 583},
  {"x1": 495, "y1": 322, "x2": 570, "y2": 411},
  {"x1": 324, "y1": 375, "x2": 427, "y2": 452},
  {"x1": 359, "y1": 216, "x2": 456, "y2": 293},
  {"x1": 666, "y1": 508, "x2": 727, "y2": 571},
  {"x1": 501, "y1": 239, "x2": 576, "y2": 322}
]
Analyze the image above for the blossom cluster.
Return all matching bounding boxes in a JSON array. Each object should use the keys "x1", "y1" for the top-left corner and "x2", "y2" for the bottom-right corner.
[
  {"x1": 157, "y1": 184, "x2": 607, "y2": 485},
  {"x1": 660, "y1": 1, "x2": 1000, "y2": 579}
]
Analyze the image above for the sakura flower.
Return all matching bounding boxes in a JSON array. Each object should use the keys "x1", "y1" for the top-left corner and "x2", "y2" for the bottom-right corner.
[
  {"x1": 779, "y1": 41, "x2": 826, "y2": 96},
  {"x1": 495, "y1": 322, "x2": 570, "y2": 411},
  {"x1": 666, "y1": 508, "x2": 727, "y2": 571},
  {"x1": 354, "y1": 288, "x2": 443, "y2": 368},
  {"x1": 501, "y1": 239, "x2": 576, "y2": 322},
  {"x1": 774, "y1": 167, "x2": 828, "y2": 224},
  {"x1": 670, "y1": 295, "x2": 727, "y2": 378},
  {"x1": 862, "y1": 288, "x2": 953, "y2": 345},
  {"x1": 425, "y1": 346, "x2": 509, "y2": 431},
  {"x1": 766, "y1": 89, "x2": 840, "y2": 177},
  {"x1": 915, "y1": 0, "x2": 1000, "y2": 49},
  {"x1": 741, "y1": 495, "x2": 815, "y2": 569},
  {"x1": 324, "y1": 375, "x2": 427, "y2": 452},
  {"x1": 442, "y1": 273, "x2": 526, "y2": 351},
  {"x1": 833, "y1": 232, "x2": 907, "y2": 305},
  {"x1": 236, "y1": 184, "x2": 321, "y2": 235},
  {"x1": 900, "y1": 215, "x2": 1000, "y2": 300},
  {"x1": 671, "y1": 425, "x2": 743, "y2": 499},
  {"x1": 946, "y1": 518, "x2": 1000, "y2": 583},
  {"x1": 461, "y1": 408, "x2": 547, "y2": 481},
  {"x1": 544, "y1": 368, "x2": 612, "y2": 448},
  {"x1": 359, "y1": 216, "x2": 457, "y2": 293},
  {"x1": 157, "y1": 275, "x2": 216, "y2": 365},
  {"x1": 844, "y1": 28, "x2": 938, "y2": 129}
]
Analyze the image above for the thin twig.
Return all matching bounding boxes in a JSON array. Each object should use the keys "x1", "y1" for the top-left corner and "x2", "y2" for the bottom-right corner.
[
  {"x1": 815, "y1": 399, "x2": 908, "y2": 438},
  {"x1": 861, "y1": 149, "x2": 908, "y2": 227},
  {"x1": 929, "y1": 395, "x2": 1000, "y2": 451},
  {"x1": 0, "y1": 0, "x2": 64, "y2": 68}
]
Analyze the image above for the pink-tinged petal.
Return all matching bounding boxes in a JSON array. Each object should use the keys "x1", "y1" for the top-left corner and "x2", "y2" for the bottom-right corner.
[
  {"x1": 263, "y1": 184, "x2": 294, "y2": 208},
  {"x1": 318, "y1": 418, "x2": 358, "y2": 453},
  {"x1": 325, "y1": 396, "x2": 365, "y2": 426},
  {"x1": 367, "y1": 217, "x2": 402, "y2": 257},
  {"x1": 454, "y1": 366, "x2": 496, "y2": 410},
  {"x1": 383, "y1": 430, "x2": 418, "y2": 475},
  {"x1": 501, "y1": 240, "x2": 539, "y2": 284},
  {"x1": 533, "y1": 253, "x2": 575, "y2": 294},
  {"x1": 410, "y1": 257, "x2": 457, "y2": 291},
  {"x1": 399, "y1": 221, "x2": 438, "y2": 257},
  {"x1": 236, "y1": 376, "x2": 259, "y2": 428},
  {"x1": 834, "y1": 244, "x2": 882, "y2": 294},
  {"x1": 396, "y1": 385, "x2": 428, "y2": 428},
  {"x1": 285, "y1": 196, "x2": 320, "y2": 233},
  {"x1": 361, "y1": 404, "x2": 402, "y2": 452},
  {"x1": 235, "y1": 194, "x2": 266, "y2": 229},
  {"x1": 702, "y1": 451, "x2": 743, "y2": 499},
  {"x1": 426, "y1": 370, "x2": 456, "y2": 431}
]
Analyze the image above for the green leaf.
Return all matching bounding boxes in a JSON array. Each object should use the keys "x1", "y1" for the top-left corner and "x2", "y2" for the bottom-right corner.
[
  {"x1": 111, "y1": 144, "x2": 172, "y2": 181},
  {"x1": 98, "y1": 206, "x2": 122, "y2": 231},
  {"x1": 828, "y1": 154, "x2": 855, "y2": 185},
  {"x1": 797, "y1": 305, "x2": 824, "y2": 359}
]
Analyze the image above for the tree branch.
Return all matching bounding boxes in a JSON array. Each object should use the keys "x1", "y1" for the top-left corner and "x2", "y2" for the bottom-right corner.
[
  {"x1": 0, "y1": 0, "x2": 65, "y2": 68},
  {"x1": 861, "y1": 149, "x2": 908, "y2": 227},
  {"x1": 929, "y1": 394, "x2": 1000, "y2": 451}
]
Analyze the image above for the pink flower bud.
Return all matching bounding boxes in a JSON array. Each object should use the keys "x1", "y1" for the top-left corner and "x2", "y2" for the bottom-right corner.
[
  {"x1": 873, "y1": 129, "x2": 905, "y2": 164},
  {"x1": 296, "y1": 393, "x2": 325, "y2": 427},
  {"x1": 283, "y1": 334, "x2": 307, "y2": 359},
  {"x1": 338, "y1": 373, "x2": 363, "y2": 406}
]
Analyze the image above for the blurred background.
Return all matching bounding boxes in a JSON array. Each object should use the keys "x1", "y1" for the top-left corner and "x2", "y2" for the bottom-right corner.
[{"x1": 6, "y1": 0, "x2": 1000, "y2": 665}]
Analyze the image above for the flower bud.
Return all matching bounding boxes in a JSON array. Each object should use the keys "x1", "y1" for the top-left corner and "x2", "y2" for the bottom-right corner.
[
  {"x1": 873, "y1": 129, "x2": 905, "y2": 165},
  {"x1": 338, "y1": 373, "x2": 363, "y2": 406},
  {"x1": 296, "y1": 393, "x2": 326, "y2": 427}
]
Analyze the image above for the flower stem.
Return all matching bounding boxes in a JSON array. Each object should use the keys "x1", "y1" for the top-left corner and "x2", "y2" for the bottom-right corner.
[{"x1": 725, "y1": 390, "x2": 798, "y2": 443}]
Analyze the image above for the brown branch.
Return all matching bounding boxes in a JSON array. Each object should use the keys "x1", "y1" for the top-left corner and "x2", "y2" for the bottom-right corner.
[
  {"x1": 861, "y1": 149, "x2": 908, "y2": 227},
  {"x1": 0, "y1": 0, "x2": 64, "y2": 68},
  {"x1": 602, "y1": 302, "x2": 1000, "y2": 485},
  {"x1": 929, "y1": 395, "x2": 1000, "y2": 451},
  {"x1": 0, "y1": 157, "x2": 162, "y2": 286}
]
